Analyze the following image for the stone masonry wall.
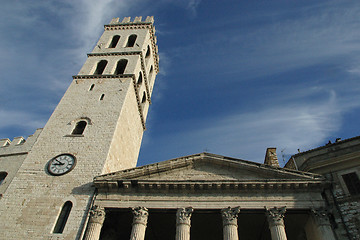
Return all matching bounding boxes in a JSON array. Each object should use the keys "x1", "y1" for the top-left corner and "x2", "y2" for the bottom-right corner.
[
  {"x1": 330, "y1": 170, "x2": 360, "y2": 240},
  {"x1": 0, "y1": 129, "x2": 42, "y2": 196}
]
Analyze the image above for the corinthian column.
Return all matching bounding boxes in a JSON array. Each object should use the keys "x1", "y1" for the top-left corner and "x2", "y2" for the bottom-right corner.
[
  {"x1": 176, "y1": 207, "x2": 194, "y2": 240},
  {"x1": 310, "y1": 208, "x2": 336, "y2": 240},
  {"x1": 83, "y1": 205, "x2": 106, "y2": 240},
  {"x1": 130, "y1": 207, "x2": 149, "y2": 240},
  {"x1": 221, "y1": 207, "x2": 240, "y2": 240},
  {"x1": 265, "y1": 207, "x2": 287, "y2": 240}
]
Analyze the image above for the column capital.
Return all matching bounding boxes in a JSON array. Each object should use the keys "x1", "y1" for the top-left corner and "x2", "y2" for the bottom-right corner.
[
  {"x1": 265, "y1": 207, "x2": 286, "y2": 227},
  {"x1": 132, "y1": 206, "x2": 149, "y2": 226},
  {"x1": 221, "y1": 207, "x2": 240, "y2": 226},
  {"x1": 311, "y1": 208, "x2": 331, "y2": 226},
  {"x1": 176, "y1": 207, "x2": 194, "y2": 226},
  {"x1": 88, "y1": 205, "x2": 106, "y2": 225}
]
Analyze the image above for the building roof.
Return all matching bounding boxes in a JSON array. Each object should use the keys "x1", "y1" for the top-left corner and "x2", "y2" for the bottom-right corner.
[
  {"x1": 292, "y1": 135, "x2": 360, "y2": 158},
  {"x1": 94, "y1": 152, "x2": 326, "y2": 192}
]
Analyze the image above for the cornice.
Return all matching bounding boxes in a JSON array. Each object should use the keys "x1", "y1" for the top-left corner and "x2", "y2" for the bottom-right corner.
[
  {"x1": 87, "y1": 51, "x2": 142, "y2": 57},
  {"x1": 95, "y1": 179, "x2": 328, "y2": 193},
  {"x1": 0, "y1": 152, "x2": 28, "y2": 157},
  {"x1": 73, "y1": 74, "x2": 134, "y2": 80},
  {"x1": 300, "y1": 151, "x2": 360, "y2": 172},
  {"x1": 291, "y1": 135, "x2": 360, "y2": 158},
  {"x1": 104, "y1": 22, "x2": 153, "y2": 29}
]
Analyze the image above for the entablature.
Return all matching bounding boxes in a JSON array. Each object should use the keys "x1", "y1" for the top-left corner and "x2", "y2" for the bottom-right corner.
[{"x1": 95, "y1": 179, "x2": 329, "y2": 193}]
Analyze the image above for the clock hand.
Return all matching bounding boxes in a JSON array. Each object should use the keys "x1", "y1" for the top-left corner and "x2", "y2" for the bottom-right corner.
[{"x1": 54, "y1": 160, "x2": 65, "y2": 165}]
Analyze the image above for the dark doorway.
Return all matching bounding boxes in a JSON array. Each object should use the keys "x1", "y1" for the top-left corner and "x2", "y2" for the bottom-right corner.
[
  {"x1": 99, "y1": 209, "x2": 132, "y2": 240},
  {"x1": 145, "y1": 209, "x2": 176, "y2": 240},
  {"x1": 238, "y1": 209, "x2": 271, "y2": 240},
  {"x1": 191, "y1": 209, "x2": 222, "y2": 240}
]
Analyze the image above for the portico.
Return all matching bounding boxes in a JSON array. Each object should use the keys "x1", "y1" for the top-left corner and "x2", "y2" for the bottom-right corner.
[{"x1": 84, "y1": 153, "x2": 336, "y2": 240}]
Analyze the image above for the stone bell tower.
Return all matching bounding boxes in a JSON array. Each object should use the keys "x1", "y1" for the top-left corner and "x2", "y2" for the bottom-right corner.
[{"x1": 0, "y1": 16, "x2": 159, "y2": 239}]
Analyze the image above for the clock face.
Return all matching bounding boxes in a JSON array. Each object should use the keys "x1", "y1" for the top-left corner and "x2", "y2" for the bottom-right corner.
[{"x1": 47, "y1": 154, "x2": 76, "y2": 176}]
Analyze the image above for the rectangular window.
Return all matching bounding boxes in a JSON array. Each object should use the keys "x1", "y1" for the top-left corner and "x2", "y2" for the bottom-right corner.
[{"x1": 342, "y1": 172, "x2": 360, "y2": 195}]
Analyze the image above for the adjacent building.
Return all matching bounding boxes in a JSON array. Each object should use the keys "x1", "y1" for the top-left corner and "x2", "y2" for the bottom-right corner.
[{"x1": 285, "y1": 137, "x2": 360, "y2": 239}]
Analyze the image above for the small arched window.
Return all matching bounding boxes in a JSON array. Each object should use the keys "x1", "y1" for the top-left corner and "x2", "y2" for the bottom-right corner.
[
  {"x1": 126, "y1": 34, "x2": 137, "y2": 47},
  {"x1": 72, "y1": 121, "x2": 87, "y2": 135},
  {"x1": 115, "y1": 59, "x2": 128, "y2": 75},
  {"x1": 53, "y1": 201, "x2": 72, "y2": 234},
  {"x1": 108, "y1": 35, "x2": 120, "y2": 48},
  {"x1": 149, "y1": 66, "x2": 154, "y2": 84},
  {"x1": 0, "y1": 172, "x2": 8, "y2": 185},
  {"x1": 100, "y1": 94, "x2": 105, "y2": 101},
  {"x1": 137, "y1": 72, "x2": 143, "y2": 86},
  {"x1": 141, "y1": 92, "x2": 146, "y2": 104},
  {"x1": 89, "y1": 84, "x2": 95, "y2": 91},
  {"x1": 145, "y1": 45, "x2": 151, "y2": 59},
  {"x1": 94, "y1": 60, "x2": 107, "y2": 75}
]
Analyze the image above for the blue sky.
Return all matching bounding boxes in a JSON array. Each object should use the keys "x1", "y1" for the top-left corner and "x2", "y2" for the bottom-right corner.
[{"x1": 0, "y1": 1, "x2": 359, "y2": 166}]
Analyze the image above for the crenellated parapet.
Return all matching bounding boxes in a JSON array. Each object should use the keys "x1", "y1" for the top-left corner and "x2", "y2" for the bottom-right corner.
[
  {"x1": 109, "y1": 16, "x2": 154, "y2": 25},
  {"x1": 0, "y1": 128, "x2": 42, "y2": 156}
]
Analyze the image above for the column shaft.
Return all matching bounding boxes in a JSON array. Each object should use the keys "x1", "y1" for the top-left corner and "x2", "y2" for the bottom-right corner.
[
  {"x1": 269, "y1": 224, "x2": 287, "y2": 240},
  {"x1": 176, "y1": 225, "x2": 190, "y2": 240},
  {"x1": 223, "y1": 224, "x2": 239, "y2": 240},
  {"x1": 130, "y1": 223, "x2": 147, "y2": 240},
  {"x1": 83, "y1": 223, "x2": 103, "y2": 240},
  {"x1": 83, "y1": 206, "x2": 106, "y2": 240}
]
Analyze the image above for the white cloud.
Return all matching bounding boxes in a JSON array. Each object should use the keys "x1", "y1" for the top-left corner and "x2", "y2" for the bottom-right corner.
[
  {"x1": 63, "y1": 0, "x2": 138, "y2": 62},
  {"x1": 0, "y1": 109, "x2": 46, "y2": 134},
  {"x1": 140, "y1": 86, "x2": 356, "y2": 166},
  {"x1": 0, "y1": 0, "x2": 138, "y2": 138},
  {"x1": 170, "y1": 1, "x2": 360, "y2": 80},
  {"x1": 187, "y1": 0, "x2": 201, "y2": 16}
]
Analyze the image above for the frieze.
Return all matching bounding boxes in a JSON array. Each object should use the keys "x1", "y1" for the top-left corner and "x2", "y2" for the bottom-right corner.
[{"x1": 95, "y1": 179, "x2": 326, "y2": 193}]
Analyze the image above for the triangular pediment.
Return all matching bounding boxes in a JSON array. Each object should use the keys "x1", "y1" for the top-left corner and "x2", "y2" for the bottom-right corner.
[{"x1": 95, "y1": 153, "x2": 322, "y2": 183}]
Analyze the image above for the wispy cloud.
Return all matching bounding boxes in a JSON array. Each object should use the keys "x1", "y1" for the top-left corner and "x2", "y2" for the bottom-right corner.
[
  {"x1": 0, "y1": 109, "x2": 46, "y2": 136},
  {"x1": 139, "y1": 83, "x2": 359, "y2": 166},
  {"x1": 192, "y1": 100, "x2": 341, "y2": 161},
  {"x1": 186, "y1": 0, "x2": 201, "y2": 17},
  {"x1": 138, "y1": 1, "x2": 360, "y2": 166},
  {"x1": 0, "y1": 0, "x2": 137, "y2": 138},
  {"x1": 66, "y1": 0, "x2": 137, "y2": 60},
  {"x1": 167, "y1": 1, "x2": 360, "y2": 80}
]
